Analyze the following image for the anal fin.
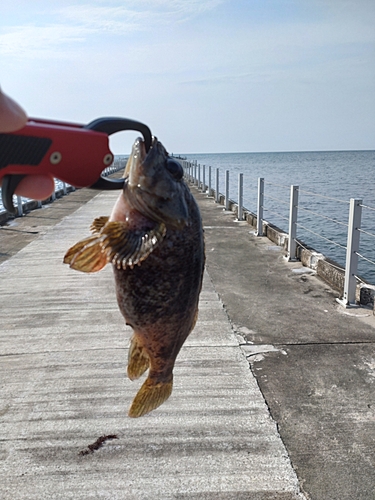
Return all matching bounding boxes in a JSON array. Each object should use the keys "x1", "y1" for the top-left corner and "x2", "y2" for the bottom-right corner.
[
  {"x1": 127, "y1": 335, "x2": 149, "y2": 381},
  {"x1": 128, "y1": 376, "x2": 173, "y2": 418}
]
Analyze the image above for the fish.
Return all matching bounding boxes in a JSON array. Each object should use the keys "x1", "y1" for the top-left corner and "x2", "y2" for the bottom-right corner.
[{"x1": 64, "y1": 137, "x2": 205, "y2": 418}]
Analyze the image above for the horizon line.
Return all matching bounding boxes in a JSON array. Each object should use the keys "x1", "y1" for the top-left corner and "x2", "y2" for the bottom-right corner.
[{"x1": 178, "y1": 148, "x2": 375, "y2": 155}]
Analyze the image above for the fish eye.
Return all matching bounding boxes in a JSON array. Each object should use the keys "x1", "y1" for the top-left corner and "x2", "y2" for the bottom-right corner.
[{"x1": 166, "y1": 159, "x2": 184, "y2": 180}]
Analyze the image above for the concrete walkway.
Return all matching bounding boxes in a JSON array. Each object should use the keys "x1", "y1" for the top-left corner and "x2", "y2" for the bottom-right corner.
[
  {"x1": 0, "y1": 191, "x2": 306, "y2": 499},
  {"x1": 193, "y1": 187, "x2": 375, "y2": 500}
]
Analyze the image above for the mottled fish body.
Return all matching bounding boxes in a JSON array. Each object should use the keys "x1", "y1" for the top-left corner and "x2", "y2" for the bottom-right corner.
[{"x1": 64, "y1": 138, "x2": 204, "y2": 417}]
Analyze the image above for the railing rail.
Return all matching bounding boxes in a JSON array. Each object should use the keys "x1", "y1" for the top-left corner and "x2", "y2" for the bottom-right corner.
[
  {"x1": 6, "y1": 159, "x2": 375, "y2": 307},
  {"x1": 182, "y1": 160, "x2": 375, "y2": 308}
]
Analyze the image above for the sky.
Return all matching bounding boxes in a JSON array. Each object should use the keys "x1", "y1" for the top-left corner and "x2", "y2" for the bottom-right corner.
[{"x1": 1, "y1": 0, "x2": 374, "y2": 154}]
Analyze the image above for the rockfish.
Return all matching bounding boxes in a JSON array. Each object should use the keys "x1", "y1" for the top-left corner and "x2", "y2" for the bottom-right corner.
[{"x1": 64, "y1": 137, "x2": 205, "y2": 418}]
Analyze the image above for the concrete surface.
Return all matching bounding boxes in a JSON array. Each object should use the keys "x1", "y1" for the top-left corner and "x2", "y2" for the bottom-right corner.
[
  {"x1": 0, "y1": 188, "x2": 99, "y2": 265},
  {"x1": 0, "y1": 190, "x2": 306, "y2": 499},
  {"x1": 194, "y1": 187, "x2": 375, "y2": 500}
]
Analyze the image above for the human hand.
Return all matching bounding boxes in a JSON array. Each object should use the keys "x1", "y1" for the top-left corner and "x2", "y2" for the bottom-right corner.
[{"x1": 0, "y1": 89, "x2": 55, "y2": 200}]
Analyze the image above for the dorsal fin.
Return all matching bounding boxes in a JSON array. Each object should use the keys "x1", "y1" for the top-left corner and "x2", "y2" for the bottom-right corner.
[{"x1": 90, "y1": 216, "x2": 109, "y2": 234}]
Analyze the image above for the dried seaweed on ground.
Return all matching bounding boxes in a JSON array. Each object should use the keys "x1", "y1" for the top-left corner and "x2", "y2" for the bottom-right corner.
[{"x1": 79, "y1": 434, "x2": 118, "y2": 456}]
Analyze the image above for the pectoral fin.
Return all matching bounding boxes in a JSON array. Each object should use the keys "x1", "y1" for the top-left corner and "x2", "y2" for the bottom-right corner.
[
  {"x1": 64, "y1": 220, "x2": 166, "y2": 273},
  {"x1": 63, "y1": 236, "x2": 107, "y2": 273},
  {"x1": 101, "y1": 221, "x2": 166, "y2": 270}
]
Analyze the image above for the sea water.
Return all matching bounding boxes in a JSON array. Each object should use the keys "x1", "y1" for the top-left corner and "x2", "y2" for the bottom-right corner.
[
  {"x1": 1, "y1": 150, "x2": 374, "y2": 284},
  {"x1": 184, "y1": 150, "x2": 375, "y2": 285}
]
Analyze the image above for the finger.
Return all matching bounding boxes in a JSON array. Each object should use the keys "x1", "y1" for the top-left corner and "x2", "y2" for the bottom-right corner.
[
  {"x1": 14, "y1": 175, "x2": 55, "y2": 200},
  {"x1": 0, "y1": 89, "x2": 28, "y2": 133}
]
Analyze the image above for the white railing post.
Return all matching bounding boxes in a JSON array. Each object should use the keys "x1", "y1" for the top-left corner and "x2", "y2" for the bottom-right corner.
[
  {"x1": 16, "y1": 196, "x2": 23, "y2": 217},
  {"x1": 225, "y1": 170, "x2": 230, "y2": 210},
  {"x1": 287, "y1": 185, "x2": 299, "y2": 261},
  {"x1": 194, "y1": 163, "x2": 197, "y2": 185},
  {"x1": 257, "y1": 178, "x2": 264, "y2": 236},
  {"x1": 202, "y1": 164, "x2": 206, "y2": 193},
  {"x1": 237, "y1": 173, "x2": 243, "y2": 221},
  {"x1": 215, "y1": 168, "x2": 220, "y2": 203},
  {"x1": 197, "y1": 163, "x2": 201, "y2": 189},
  {"x1": 338, "y1": 198, "x2": 362, "y2": 307},
  {"x1": 208, "y1": 165, "x2": 212, "y2": 196},
  {"x1": 51, "y1": 180, "x2": 56, "y2": 202}
]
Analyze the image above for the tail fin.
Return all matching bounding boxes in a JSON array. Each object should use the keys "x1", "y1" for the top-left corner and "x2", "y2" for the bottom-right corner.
[
  {"x1": 127, "y1": 335, "x2": 149, "y2": 381},
  {"x1": 128, "y1": 376, "x2": 173, "y2": 418}
]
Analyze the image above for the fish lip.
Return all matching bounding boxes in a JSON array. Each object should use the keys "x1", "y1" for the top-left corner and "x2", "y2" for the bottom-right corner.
[
  {"x1": 138, "y1": 136, "x2": 157, "y2": 164},
  {"x1": 135, "y1": 137, "x2": 148, "y2": 168},
  {"x1": 124, "y1": 136, "x2": 157, "y2": 201},
  {"x1": 128, "y1": 136, "x2": 160, "y2": 190},
  {"x1": 139, "y1": 137, "x2": 148, "y2": 162},
  {"x1": 126, "y1": 137, "x2": 149, "y2": 187}
]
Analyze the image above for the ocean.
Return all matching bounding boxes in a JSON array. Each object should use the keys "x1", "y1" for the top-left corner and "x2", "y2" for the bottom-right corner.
[
  {"x1": 1, "y1": 150, "x2": 374, "y2": 285},
  {"x1": 183, "y1": 150, "x2": 375, "y2": 285}
]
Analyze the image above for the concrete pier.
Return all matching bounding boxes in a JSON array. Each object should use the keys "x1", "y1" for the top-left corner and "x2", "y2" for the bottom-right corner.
[{"x1": 1, "y1": 184, "x2": 375, "y2": 499}]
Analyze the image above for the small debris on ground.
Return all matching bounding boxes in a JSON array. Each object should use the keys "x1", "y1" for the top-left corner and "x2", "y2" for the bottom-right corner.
[{"x1": 79, "y1": 435, "x2": 118, "y2": 456}]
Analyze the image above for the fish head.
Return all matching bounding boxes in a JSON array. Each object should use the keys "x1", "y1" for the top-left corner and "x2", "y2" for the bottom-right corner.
[{"x1": 124, "y1": 137, "x2": 188, "y2": 229}]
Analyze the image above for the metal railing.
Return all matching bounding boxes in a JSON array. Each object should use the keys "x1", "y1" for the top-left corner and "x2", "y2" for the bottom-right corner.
[
  {"x1": 182, "y1": 160, "x2": 375, "y2": 307},
  {"x1": 0, "y1": 160, "x2": 127, "y2": 219}
]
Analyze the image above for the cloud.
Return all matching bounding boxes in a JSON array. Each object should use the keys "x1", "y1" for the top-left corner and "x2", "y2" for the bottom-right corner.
[
  {"x1": 180, "y1": 71, "x2": 278, "y2": 86},
  {"x1": 59, "y1": 0, "x2": 224, "y2": 29},
  {"x1": 0, "y1": 25, "x2": 88, "y2": 58},
  {"x1": 0, "y1": 0, "x2": 224, "y2": 59},
  {"x1": 56, "y1": 4, "x2": 148, "y2": 33},
  {"x1": 1, "y1": 0, "x2": 373, "y2": 153},
  {"x1": 58, "y1": 0, "x2": 224, "y2": 31}
]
